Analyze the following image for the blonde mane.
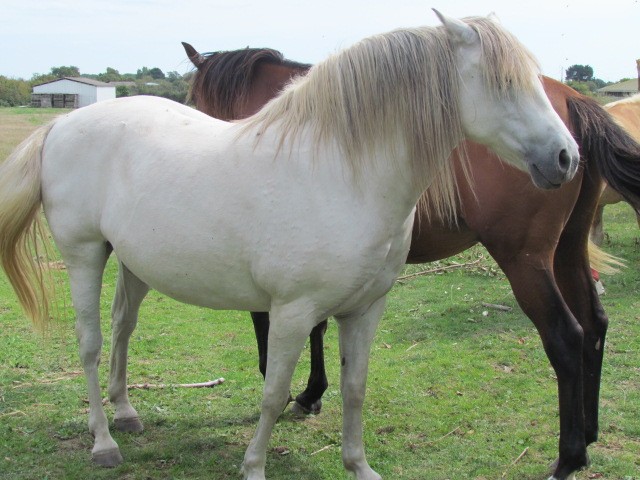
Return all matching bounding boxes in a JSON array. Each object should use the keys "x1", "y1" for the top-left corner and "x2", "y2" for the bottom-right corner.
[
  {"x1": 241, "y1": 16, "x2": 541, "y2": 223},
  {"x1": 605, "y1": 93, "x2": 640, "y2": 109}
]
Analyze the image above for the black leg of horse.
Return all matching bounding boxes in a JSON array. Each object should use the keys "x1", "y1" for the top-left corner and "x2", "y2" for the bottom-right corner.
[
  {"x1": 292, "y1": 320, "x2": 329, "y2": 414},
  {"x1": 554, "y1": 257, "x2": 608, "y2": 447},
  {"x1": 553, "y1": 172, "x2": 609, "y2": 449},
  {"x1": 251, "y1": 312, "x2": 329, "y2": 414},
  {"x1": 485, "y1": 245, "x2": 588, "y2": 480},
  {"x1": 251, "y1": 311, "x2": 270, "y2": 379}
]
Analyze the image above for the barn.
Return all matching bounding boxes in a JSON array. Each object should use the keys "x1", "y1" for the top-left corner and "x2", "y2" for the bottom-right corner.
[
  {"x1": 31, "y1": 77, "x2": 116, "y2": 108},
  {"x1": 597, "y1": 78, "x2": 640, "y2": 98}
]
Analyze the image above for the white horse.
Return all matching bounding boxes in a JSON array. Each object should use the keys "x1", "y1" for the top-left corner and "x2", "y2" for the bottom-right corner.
[{"x1": 0, "y1": 11, "x2": 578, "y2": 480}]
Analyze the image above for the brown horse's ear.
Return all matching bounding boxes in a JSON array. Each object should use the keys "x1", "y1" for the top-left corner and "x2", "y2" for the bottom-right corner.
[{"x1": 182, "y1": 42, "x2": 206, "y2": 69}]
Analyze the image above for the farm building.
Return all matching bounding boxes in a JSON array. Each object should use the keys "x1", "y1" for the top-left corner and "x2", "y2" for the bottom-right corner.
[
  {"x1": 598, "y1": 59, "x2": 640, "y2": 97},
  {"x1": 31, "y1": 77, "x2": 116, "y2": 108},
  {"x1": 597, "y1": 78, "x2": 640, "y2": 97}
]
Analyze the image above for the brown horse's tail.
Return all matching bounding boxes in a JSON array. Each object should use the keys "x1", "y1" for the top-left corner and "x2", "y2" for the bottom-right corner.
[
  {"x1": 567, "y1": 95, "x2": 640, "y2": 216},
  {"x1": 0, "y1": 123, "x2": 55, "y2": 332}
]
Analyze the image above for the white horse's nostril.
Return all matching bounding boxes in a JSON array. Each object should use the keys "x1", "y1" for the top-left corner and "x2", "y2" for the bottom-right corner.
[{"x1": 558, "y1": 149, "x2": 572, "y2": 173}]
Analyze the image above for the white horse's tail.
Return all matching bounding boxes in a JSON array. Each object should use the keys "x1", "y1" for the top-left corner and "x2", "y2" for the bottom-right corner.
[
  {"x1": 588, "y1": 238, "x2": 625, "y2": 275},
  {"x1": 0, "y1": 123, "x2": 55, "y2": 331}
]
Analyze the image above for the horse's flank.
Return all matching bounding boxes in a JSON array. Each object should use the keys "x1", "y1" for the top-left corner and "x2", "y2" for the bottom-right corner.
[{"x1": 605, "y1": 94, "x2": 640, "y2": 143}]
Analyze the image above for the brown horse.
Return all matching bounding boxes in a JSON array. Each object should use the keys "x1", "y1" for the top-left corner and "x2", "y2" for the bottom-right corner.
[
  {"x1": 591, "y1": 94, "x2": 640, "y2": 245},
  {"x1": 182, "y1": 43, "x2": 640, "y2": 479}
]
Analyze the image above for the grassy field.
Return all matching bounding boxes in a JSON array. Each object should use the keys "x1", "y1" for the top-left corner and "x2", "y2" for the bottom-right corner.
[{"x1": 0, "y1": 107, "x2": 638, "y2": 479}]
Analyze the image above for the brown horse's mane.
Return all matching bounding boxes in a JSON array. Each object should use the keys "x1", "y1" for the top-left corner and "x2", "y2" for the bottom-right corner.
[
  {"x1": 186, "y1": 46, "x2": 311, "y2": 120},
  {"x1": 567, "y1": 94, "x2": 640, "y2": 215}
]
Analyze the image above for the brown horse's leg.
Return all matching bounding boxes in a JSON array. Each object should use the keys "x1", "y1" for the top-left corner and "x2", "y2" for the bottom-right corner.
[
  {"x1": 556, "y1": 151, "x2": 610, "y2": 449},
  {"x1": 251, "y1": 312, "x2": 270, "y2": 379},
  {"x1": 553, "y1": 247, "x2": 608, "y2": 448},
  {"x1": 553, "y1": 181, "x2": 609, "y2": 448},
  {"x1": 484, "y1": 247, "x2": 588, "y2": 479},
  {"x1": 292, "y1": 320, "x2": 329, "y2": 414},
  {"x1": 251, "y1": 312, "x2": 329, "y2": 413}
]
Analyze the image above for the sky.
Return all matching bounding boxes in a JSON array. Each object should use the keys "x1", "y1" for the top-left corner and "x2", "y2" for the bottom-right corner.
[{"x1": 2, "y1": 0, "x2": 639, "y2": 83}]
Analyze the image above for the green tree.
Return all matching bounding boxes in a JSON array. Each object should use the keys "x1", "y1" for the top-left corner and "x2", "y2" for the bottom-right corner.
[
  {"x1": 97, "y1": 67, "x2": 122, "y2": 83},
  {"x1": 565, "y1": 64, "x2": 593, "y2": 82},
  {"x1": 50, "y1": 66, "x2": 81, "y2": 78},
  {"x1": 565, "y1": 80, "x2": 591, "y2": 96},
  {"x1": 116, "y1": 85, "x2": 130, "y2": 97},
  {"x1": 136, "y1": 67, "x2": 165, "y2": 80},
  {"x1": 136, "y1": 67, "x2": 150, "y2": 79},
  {"x1": 0, "y1": 76, "x2": 31, "y2": 106},
  {"x1": 148, "y1": 68, "x2": 165, "y2": 80}
]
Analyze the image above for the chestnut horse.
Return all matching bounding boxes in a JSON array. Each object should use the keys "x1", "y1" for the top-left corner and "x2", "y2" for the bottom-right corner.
[
  {"x1": 591, "y1": 94, "x2": 640, "y2": 245},
  {"x1": 182, "y1": 43, "x2": 640, "y2": 479}
]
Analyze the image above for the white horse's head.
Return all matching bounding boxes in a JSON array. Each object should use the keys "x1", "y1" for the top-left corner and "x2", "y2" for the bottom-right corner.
[{"x1": 435, "y1": 10, "x2": 580, "y2": 189}]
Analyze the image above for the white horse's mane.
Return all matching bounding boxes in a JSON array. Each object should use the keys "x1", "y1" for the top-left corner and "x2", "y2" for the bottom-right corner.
[{"x1": 241, "y1": 16, "x2": 541, "y2": 222}]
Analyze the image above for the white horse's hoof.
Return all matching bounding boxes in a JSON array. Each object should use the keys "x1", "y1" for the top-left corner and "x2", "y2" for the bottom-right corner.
[
  {"x1": 240, "y1": 462, "x2": 266, "y2": 480},
  {"x1": 114, "y1": 416, "x2": 144, "y2": 433},
  {"x1": 92, "y1": 447, "x2": 123, "y2": 467}
]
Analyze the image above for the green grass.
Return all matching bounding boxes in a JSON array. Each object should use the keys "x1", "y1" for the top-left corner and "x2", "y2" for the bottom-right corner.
[
  {"x1": 0, "y1": 107, "x2": 70, "y2": 161},
  {"x1": 0, "y1": 109, "x2": 638, "y2": 479}
]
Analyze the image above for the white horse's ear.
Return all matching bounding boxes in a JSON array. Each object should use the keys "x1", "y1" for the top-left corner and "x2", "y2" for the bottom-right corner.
[
  {"x1": 432, "y1": 9, "x2": 477, "y2": 45},
  {"x1": 487, "y1": 11, "x2": 501, "y2": 23}
]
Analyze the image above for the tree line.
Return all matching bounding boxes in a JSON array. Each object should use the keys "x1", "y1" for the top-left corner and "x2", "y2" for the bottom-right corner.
[
  {"x1": 563, "y1": 64, "x2": 624, "y2": 96},
  {"x1": 0, "y1": 63, "x2": 628, "y2": 108},
  {"x1": 0, "y1": 65, "x2": 193, "y2": 107}
]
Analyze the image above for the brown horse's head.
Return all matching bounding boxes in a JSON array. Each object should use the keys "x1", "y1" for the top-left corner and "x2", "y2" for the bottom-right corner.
[{"x1": 182, "y1": 42, "x2": 310, "y2": 121}]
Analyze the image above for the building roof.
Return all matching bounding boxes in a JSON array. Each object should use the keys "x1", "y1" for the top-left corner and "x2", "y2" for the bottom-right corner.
[
  {"x1": 34, "y1": 76, "x2": 114, "y2": 88},
  {"x1": 598, "y1": 78, "x2": 639, "y2": 94}
]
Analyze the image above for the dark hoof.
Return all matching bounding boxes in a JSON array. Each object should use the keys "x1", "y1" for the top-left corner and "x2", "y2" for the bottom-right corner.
[
  {"x1": 290, "y1": 399, "x2": 322, "y2": 416},
  {"x1": 548, "y1": 453, "x2": 589, "y2": 480},
  {"x1": 92, "y1": 447, "x2": 123, "y2": 467},
  {"x1": 114, "y1": 416, "x2": 144, "y2": 433}
]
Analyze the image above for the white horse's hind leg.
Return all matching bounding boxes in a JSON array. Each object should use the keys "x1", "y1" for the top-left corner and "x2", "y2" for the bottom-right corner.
[
  {"x1": 336, "y1": 296, "x2": 386, "y2": 480},
  {"x1": 241, "y1": 302, "x2": 317, "y2": 480},
  {"x1": 64, "y1": 242, "x2": 122, "y2": 466},
  {"x1": 109, "y1": 262, "x2": 149, "y2": 433}
]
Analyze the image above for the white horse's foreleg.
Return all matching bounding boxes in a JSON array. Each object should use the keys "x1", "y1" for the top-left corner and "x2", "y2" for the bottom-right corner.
[
  {"x1": 242, "y1": 302, "x2": 317, "y2": 480},
  {"x1": 336, "y1": 296, "x2": 386, "y2": 480},
  {"x1": 108, "y1": 263, "x2": 149, "y2": 433},
  {"x1": 65, "y1": 243, "x2": 122, "y2": 466}
]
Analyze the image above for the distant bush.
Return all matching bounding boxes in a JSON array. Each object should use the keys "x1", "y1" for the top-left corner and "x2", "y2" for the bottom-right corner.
[{"x1": 0, "y1": 76, "x2": 31, "y2": 106}]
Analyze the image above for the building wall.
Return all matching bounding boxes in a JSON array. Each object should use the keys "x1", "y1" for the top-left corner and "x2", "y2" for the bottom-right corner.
[
  {"x1": 33, "y1": 79, "x2": 115, "y2": 107},
  {"x1": 95, "y1": 87, "x2": 116, "y2": 103}
]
